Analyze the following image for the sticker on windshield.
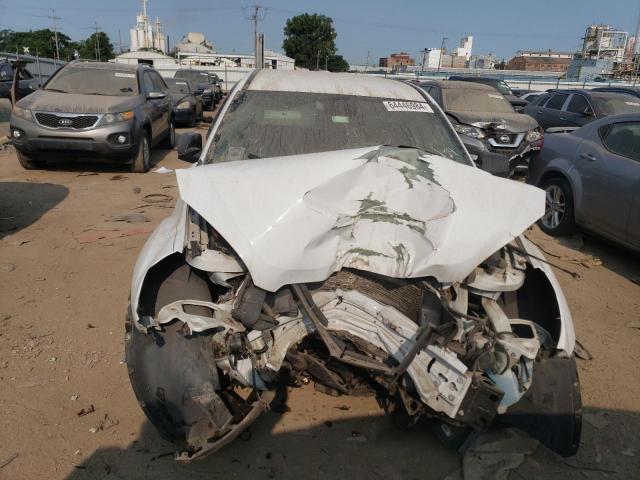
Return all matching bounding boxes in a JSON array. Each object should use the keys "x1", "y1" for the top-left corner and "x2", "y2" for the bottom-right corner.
[
  {"x1": 488, "y1": 93, "x2": 502, "y2": 99},
  {"x1": 176, "y1": 81, "x2": 187, "y2": 85},
  {"x1": 625, "y1": 101, "x2": 640, "y2": 106},
  {"x1": 115, "y1": 72, "x2": 135, "y2": 78},
  {"x1": 383, "y1": 101, "x2": 433, "y2": 113}
]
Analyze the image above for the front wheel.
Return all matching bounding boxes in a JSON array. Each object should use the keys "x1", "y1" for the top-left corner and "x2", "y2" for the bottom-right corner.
[
  {"x1": 538, "y1": 177, "x2": 575, "y2": 236},
  {"x1": 17, "y1": 151, "x2": 43, "y2": 170},
  {"x1": 131, "y1": 134, "x2": 151, "y2": 173}
]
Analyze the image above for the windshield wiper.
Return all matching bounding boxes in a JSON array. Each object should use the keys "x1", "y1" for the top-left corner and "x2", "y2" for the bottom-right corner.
[
  {"x1": 386, "y1": 144, "x2": 445, "y2": 157},
  {"x1": 247, "y1": 153, "x2": 261, "y2": 159},
  {"x1": 45, "y1": 88, "x2": 68, "y2": 93}
]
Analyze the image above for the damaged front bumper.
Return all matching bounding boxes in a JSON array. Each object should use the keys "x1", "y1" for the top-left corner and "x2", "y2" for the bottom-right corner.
[{"x1": 126, "y1": 146, "x2": 579, "y2": 461}]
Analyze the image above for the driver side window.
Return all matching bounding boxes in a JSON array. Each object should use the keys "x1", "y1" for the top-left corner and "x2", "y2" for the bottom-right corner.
[
  {"x1": 566, "y1": 95, "x2": 591, "y2": 114},
  {"x1": 142, "y1": 72, "x2": 155, "y2": 94}
]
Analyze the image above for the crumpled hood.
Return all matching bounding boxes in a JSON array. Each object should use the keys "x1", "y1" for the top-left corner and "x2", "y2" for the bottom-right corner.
[
  {"x1": 17, "y1": 90, "x2": 142, "y2": 113},
  {"x1": 177, "y1": 146, "x2": 544, "y2": 292},
  {"x1": 447, "y1": 111, "x2": 539, "y2": 133}
]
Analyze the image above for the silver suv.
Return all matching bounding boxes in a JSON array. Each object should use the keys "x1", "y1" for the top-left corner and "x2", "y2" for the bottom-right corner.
[{"x1": 10, "y1": 61, "x2": 175, "y2": 172}]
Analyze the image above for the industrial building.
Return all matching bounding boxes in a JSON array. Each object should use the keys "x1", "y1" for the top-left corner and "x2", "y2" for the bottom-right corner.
[
  {"x1": 567, "y1": 24, "x2": 632, "y2": 80},
  {"x1": 507, "y1": 50, "x2": 572, "y2": 72},
  {"x1": 129, "y1": 0, "x2": 168, "y2": 54},
  {"x1": 379, "y1": 52, "x2": 415, "y2": 71}
]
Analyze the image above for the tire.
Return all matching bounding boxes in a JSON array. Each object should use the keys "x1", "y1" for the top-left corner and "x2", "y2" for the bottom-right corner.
[
  {"x1": 131, "y1": 133, "x2": 151, "y2": 173},
  {"x1": 125, "y1": 261, "x2": 216, "y2": 441},
  {"x1": 16, "y1": 151, "x2": 43, "y2": 170},
  {"x1": 538, "y1": 177, "x2": 575, "y2": 236},
  {"x1": 159, "y1": 120, "x2": 175, "y2": 149}
]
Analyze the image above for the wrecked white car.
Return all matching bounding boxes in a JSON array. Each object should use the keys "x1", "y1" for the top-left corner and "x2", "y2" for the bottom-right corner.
[{"x1": 126, "y1": 70, "x2": 581, "y2": 461}]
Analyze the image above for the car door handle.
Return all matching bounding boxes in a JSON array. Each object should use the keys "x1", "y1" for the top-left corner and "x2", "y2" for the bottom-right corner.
[
  {"x1": 537, "y1": 110, "x2": 543, "y2": 114},
  {"x1": 580, "y1": 152, "x2": 596, "y2": 161},
  {"x1": 559, "y1": 116, "x2": 567, "y2": 120}
]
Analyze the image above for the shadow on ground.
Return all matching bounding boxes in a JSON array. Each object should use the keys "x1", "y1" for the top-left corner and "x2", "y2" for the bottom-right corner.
[
  {"x1": 62, "y1": 402, "x2": 640, "y2": 480},
  {"x1": 0, "y1": 181, "x2": 69, "y2": 239},
  {"x1": 570, "y1": 232, "x2": 640, "y2": 283}
]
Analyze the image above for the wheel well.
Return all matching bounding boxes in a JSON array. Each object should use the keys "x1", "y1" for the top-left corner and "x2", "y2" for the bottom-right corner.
[{"x1": 539, "y1": 170, "x2": 568, "y2": 187}]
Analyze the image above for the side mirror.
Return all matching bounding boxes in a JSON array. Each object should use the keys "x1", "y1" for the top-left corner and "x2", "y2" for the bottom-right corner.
[
  {"x1": 177, "y1": 132, "x2": 203, "y2": 163},
  {"x1": 582, "y1": 107, "x2": 594, "y2": 117},
  {"x1": 476, "y1": 151, "x2": 511, "y2": 178},
  {"x1": 147, "y1": 91, "x2": 166, "y2": 100}
]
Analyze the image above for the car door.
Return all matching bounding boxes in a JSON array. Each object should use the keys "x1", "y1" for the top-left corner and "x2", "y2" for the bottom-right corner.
[
  {"x1": 537, "y1": 93, "x2": 570, "y2": 129},
  {"x1": 575, "y1": 120, "x2": 640, "y2": 242},
  {"x1": 142, "y1": 71, "x2": 164, "y2": 139},
  {"x1": 564, "y1": 94, "x2": 595, "y2": 127},
  {"x1": 150, "y1": 71, "x2": 171, "y2": 135}
]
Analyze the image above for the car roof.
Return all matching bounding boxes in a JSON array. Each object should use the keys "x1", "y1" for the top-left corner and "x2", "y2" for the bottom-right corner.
[
  {"x1": 592, "y1": 86, "x2": 640, "y2": 93},
  {"x1": 420, "y1": 80, "x2": 496, "y2": 91},
  {"x1": 449, "y1": 76, "x2": 502, "y2": 83},
  {"x1": 248, "y1": 70, "x2": 424, "y2": 100},
  {"x1": 67, "y1": 61, "x2": 140, "y2": 72}
]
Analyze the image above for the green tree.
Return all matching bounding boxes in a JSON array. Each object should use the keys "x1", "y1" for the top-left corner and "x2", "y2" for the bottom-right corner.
[
  {"x1": 0, "y1": 29, "x2": 15, "y2": 52},
  {"x1": 282, "y1": 13, "x2": 337, "y2": 70},
  {"x1": 78, "y1": 32, "x2": 114, "y2": 61},
  {"x1": 327, "y1": 54, "x2": 349, "y2": 72},
  {"x1": 9, "y1": 29, "x2": 74, "y2": 60}
]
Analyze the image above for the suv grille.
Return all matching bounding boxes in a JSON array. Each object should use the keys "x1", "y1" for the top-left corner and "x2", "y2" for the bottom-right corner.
[{"x1": 35, "y1": 113, "x2": 99, "y2": 129}]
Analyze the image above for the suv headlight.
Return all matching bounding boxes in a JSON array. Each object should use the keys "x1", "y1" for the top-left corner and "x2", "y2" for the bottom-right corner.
[
  {"x1": 96, "y1": 111, "x2": 134, "y2": 127},
  {"x1": 526, "y1": 130, "x2": 542, "y2": 142},
  {"x1": 203, "y1": 88, "x2": 213, "y2": 94},
  {"x1": 177, "y1": 101, "x2": 191, "y2": 109},
  {"x1": 453, "y1": 123, "x2": 485, "y2": 139},
  {"x1": 11, "y1": 105, "x2": 34, "y2": 122}
]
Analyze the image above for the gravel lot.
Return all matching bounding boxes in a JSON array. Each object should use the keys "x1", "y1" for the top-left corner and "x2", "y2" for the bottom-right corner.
[{"x1": 1, "y1": 122, "x2": 639, "y2": 479}]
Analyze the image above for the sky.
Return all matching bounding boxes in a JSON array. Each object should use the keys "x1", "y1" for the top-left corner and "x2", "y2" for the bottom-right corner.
[{"x1": 1, "y1": 0, "x2": 639, "y2": 64}]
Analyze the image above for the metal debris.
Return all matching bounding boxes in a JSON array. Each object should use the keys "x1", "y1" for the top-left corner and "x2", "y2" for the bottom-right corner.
[{"x1": 77, "y1": 404, "x2": 95, "y2": 417}]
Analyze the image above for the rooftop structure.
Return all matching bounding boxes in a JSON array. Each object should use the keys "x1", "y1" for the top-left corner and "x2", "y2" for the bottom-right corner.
[{"x1": 130, "y1": 0, "x2": 167, "y2": 54}]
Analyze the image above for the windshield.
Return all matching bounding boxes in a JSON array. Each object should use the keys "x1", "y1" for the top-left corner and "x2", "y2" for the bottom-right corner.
[
  {"x1": 175, "y1": 70, "x2": 210, "y2": 83},
  {"x1": 206, "y1": 91, "x2": 468, "y2": 165},
  {"x1": 45, "y1": 67, "x2": 138, "y2": 96},
  {"x1": 495, "y1": 81, "x2": 512, "y2": 95},
  {"x1": 166, "y1": 79, "x2": 191, "y2": 94},
  {"x1": 443, "y1": 88, "x2": 515, "y2": 113},
  {"x1": 593, "y1": 93, "x2": 640, "y2": 116}
]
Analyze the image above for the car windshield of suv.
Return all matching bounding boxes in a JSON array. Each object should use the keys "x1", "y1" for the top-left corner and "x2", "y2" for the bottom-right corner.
[
  {"x1": 443, "y1": 88, "x2": 515, "y2": 113},
  {"x1": 45, "y1": 67, "x2": 139, "y2": 96},
  {"x1": 175, "y1": 71, "x2": 210, "y2": 84},
  {"x1": 494, "y1": 81, "x2": 512, "y2": 96},
  {"x1": 206, "y1": 90, "x2": 469, "y2": 165},
  {"x1": 166, "y1": 79, "x2": 191, "y2": 94},
  {"x1": 592, "y1": 93, "x2": 640, "y2": 116}
]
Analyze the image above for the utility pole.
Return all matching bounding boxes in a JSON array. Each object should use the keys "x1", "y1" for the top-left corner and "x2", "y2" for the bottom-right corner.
[
  {"x1": 47, "y1": 9, "x2": 62, "y2": 63},
  {"x1": 118, "y1": 29, "x2": 123, "y2": 55},
  {"x1": 316, "y1": 50, "x2": 320, "y2": 70},
  {"x1": 365, "y1": 50, "x2": 370, "y2": 72},
  {"x1": 94, "y1": 22, "x2": 101, "y2": 61},
  {"x1": 243, "y1": 5, "x2": 266, "y2": 69},
  {"x1": 437, "y1": 36, "x2": 447, "y2": 74},
  {"x1": 420, "y1": 48, "x2": 428, "y2": 77}
]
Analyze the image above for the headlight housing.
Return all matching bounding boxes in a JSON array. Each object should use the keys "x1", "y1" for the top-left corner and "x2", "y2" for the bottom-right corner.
[
  {"x1": 11, "y1": 105, "x2": 34, "y2": 122},
  {"x1": 454, "y1": 123, "x2": 485, "y2": 139},
  {"x1": 526, "y1": 129, "x2": 542, "y2": 142},
  {"x1": 177, "y1": 101, "x2": 191, "y2": 109},
  {"x1": 96, "y1": 111, "x2": 134, "y2": 127},
  {"x1": 203, "y1": 88, "x2": 213, "y2": 94}
]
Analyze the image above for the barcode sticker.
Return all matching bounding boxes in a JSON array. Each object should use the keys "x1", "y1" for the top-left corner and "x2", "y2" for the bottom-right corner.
[
  {"x1": 115, "y1": 72, "x2": 135, "y2": 78},
  {"x1": 383, "y1": 101, "x2": 433, "y2": 113}
]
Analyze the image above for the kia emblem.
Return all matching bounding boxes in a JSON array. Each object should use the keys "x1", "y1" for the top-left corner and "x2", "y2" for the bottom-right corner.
[{"x1": 59, "y1": 118, "x2": 73, "y2": 126}]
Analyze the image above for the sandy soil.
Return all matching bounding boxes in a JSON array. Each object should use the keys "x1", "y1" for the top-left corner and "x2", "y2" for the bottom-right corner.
[{"x1": 0, "y1": 124, "x2": 639, "y2": 479}]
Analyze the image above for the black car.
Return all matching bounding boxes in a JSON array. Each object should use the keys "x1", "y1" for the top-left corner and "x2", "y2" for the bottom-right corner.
[
  {"x1": 174, "y1": 70, "x2": 219, "y2": 110},
  {"x1": 420, "y1": 80, "x2": 542, "y2": 175},
  {"x1": 592, "y1": 86, "x2": 640, "y2": 98},
  {"x1": 10, "y1": 61, "x2": 174, "y2": 172},
  {"x1": 448, "y1": 76, "x2": 528, "y2": 112},
  {"x1": 165, "y1": 78, "x2": 203, "y2": 127},
  {"x1": 523, "y1": 89, "x2": 640, "y2": 130},
  {"x1": 0, "y1": 60, "x2": 39, "y2": 100}
]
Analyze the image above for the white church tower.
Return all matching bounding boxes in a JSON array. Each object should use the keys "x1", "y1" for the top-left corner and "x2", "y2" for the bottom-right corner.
[{"x1": 129, "y1": 0, "x2": 167, "y2": 53}]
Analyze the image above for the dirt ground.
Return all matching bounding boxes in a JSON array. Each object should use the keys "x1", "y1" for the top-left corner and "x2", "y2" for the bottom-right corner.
[{"x1": 0, "y1": 121, "x2": 639, "y2": 480}]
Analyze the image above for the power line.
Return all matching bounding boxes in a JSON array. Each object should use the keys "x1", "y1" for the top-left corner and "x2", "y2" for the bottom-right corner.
[
  {"x1": 243, "y1": 4, "x2": 267, "y2": 68},
  {"x1": 46, "y1": 9, "x2": 61, "y2": 62}
]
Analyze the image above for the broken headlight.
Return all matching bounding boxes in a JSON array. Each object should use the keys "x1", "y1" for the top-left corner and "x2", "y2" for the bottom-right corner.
[
  {"x1": 177, "y1": 101, "x2": 191, "y2": 110},
  {"x1": 454, "y1": 123, "x2": 485, "y2": 139},
  {"x1": 525, "y1": 129, "x2": 542, "y2": 142}
]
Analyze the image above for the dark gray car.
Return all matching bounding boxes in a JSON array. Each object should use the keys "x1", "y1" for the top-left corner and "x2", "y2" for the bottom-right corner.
[
  {"x1": 527, "y1": 113, "x2": 640, "y2": 253},
  {"x1": 10, "y1": 61, "x2": 175, "y2": 172},
  {"x1": 524, "y1": 90, "x2": 640, "y2": 131},
  {"x1": 165, "y1": 78, "x2": 203, "y2": 127},
  {"x1": 420, "y1": 80, "x2": 542, "y2": 175}
]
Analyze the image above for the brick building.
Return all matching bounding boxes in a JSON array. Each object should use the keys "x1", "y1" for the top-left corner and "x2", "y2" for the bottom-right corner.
[
  {"x1": 506, "y1": 56, "x2": 571, "y2": 72},
  {"x1": 379, "y1": 52, "x2": 415, "y2": 70}
]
